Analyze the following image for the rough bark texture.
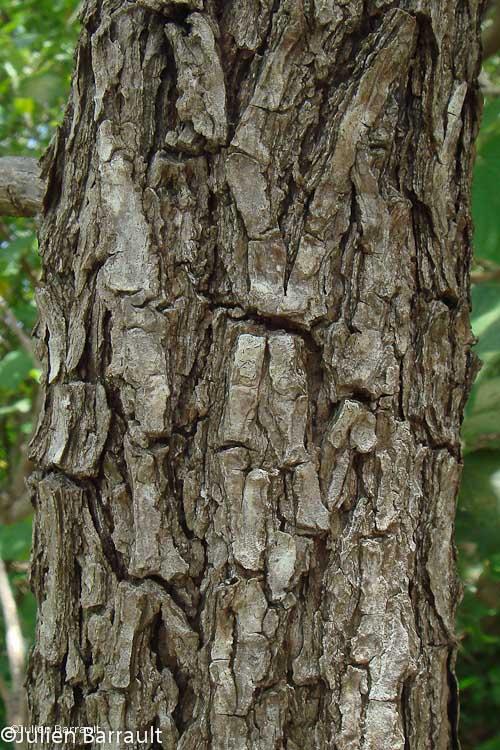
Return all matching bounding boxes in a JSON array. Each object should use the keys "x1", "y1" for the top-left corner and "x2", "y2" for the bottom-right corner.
[{"x1": 28, "y1": 1, "x2": 483, "y2": 748}]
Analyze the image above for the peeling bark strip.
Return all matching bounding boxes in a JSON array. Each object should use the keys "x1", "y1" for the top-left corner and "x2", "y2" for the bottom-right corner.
[{"x1": 28, "y1": 0, "x2": 482, "y2": 747}]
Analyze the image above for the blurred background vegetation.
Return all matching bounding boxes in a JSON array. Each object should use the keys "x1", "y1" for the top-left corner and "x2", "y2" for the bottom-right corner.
[{"x1": 0, "y1": 1, "x2": 499, "y2": 747}]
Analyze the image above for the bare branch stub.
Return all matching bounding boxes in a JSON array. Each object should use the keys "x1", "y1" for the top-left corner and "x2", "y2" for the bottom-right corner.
[{"x1": 0, "y1": 156, "x2": 43, "y2": 218}]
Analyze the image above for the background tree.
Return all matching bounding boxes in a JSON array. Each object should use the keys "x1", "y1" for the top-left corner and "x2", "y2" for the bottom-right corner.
[{"x1": 1, "y1": 0, "x2": 499, "y2": 749}]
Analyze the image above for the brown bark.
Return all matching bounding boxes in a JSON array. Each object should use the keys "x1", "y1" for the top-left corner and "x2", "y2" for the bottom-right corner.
[{"x1": 27, "y1": 1, "x2": 483, "y2": 748}]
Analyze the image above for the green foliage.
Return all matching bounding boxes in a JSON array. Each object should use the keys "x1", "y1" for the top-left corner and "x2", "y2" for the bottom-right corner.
[
  {"x1": 456, "y1": 75, "x2": 500, "y2": 747},
  {"x1": 0, "y1": 0, "x2": 78, "y2": 155},
  {"x1": 0, "y1": 351, "x2": 34, "y2": 391},
  {"x1": 0, "y1": 517, "x2": 32, "y2": 562},
  {"x1": 473, "y1": 99, "x2": 500, "y2": 264}
]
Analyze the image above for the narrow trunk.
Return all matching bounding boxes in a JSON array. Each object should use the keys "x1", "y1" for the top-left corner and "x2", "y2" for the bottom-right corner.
[{"x1": 28, "y1": 1, "x2": 482, "y2": 748}]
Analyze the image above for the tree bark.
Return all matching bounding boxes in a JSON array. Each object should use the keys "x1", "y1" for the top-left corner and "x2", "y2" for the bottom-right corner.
[{"x1": 27, "y1": 1, "x2": 483, "y2": 748}]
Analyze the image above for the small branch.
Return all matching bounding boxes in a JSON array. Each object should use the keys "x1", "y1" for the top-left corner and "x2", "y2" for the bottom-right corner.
[
  {"x1": 471, "y1": 269, "x2": 500, "y2": 283},
  {"x1": 0, "y1": 297, "x2": 37, "y2": 361},
  {"x1": 484, "y1": 26, "x2": 500, "y2": 60},
  {"x1": 0, "y1": 157, "x2": 43, "y2": 218},
  {"x1": 0, "y1": 555, "x2": 27, "y2": 731},
  {"x1": 0, "y1": 386, "x2": 42, "y2": 525},
  {"x1": 0, "y1": 402, "x2": 37, "y2": 524},
  {"x1": 0, "y1": 458, "x2": 34, "y2": 525},
  {"x1": 480, "y1": 84, "x2": 500, "y2": 97},
  {"x1": 483, "y1": 0, "x2": 500, "y2": 59}
]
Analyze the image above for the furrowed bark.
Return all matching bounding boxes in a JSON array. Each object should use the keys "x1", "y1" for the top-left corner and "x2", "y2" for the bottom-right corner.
[{"x1": 28, "y1": 1, "x2": 483, "y2": 748}]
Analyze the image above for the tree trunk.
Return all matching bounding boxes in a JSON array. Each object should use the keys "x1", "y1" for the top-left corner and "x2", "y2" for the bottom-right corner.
[{"x1": 27, "y1": 1, "x2": 483, "y2": 747}]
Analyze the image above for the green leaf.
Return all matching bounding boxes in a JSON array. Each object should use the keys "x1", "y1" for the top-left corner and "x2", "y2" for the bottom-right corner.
[
  {"x1": 473, "y1": 134, "x2": 500, "y2": 264},
  {"x1": 471, "y1": 283, "x2": 500, "y2": 341},
  {"x1": 476, "y1": 738, "x2": 500, "y2": 750},
  {"x1": 479, "y1": 98, "x2": 500, "y2": 135},
  {"x1": 11, "y1": 299, "x2": 37, "y2": 330},
  {"x1": 463, "y1": 283, "x2": 500, "y2": 434},
  {"x1": 13, "y1": 96, "x2": 34, "y2": 117},
  {"x1": 457, "y1": 451, "x2": 500, "y2": 559},
  {"x1": 0, "y1": 350, "x2": 33, "y2": 390},
  {"x1": 459, "y1": 675, "x2": 481, "y2": 690},
  {"x1": 463, "y1": 377, "x2": 500, "y2": 451},
  {"x1": 0, "y1": 235, "x2": 31, "y2": 277},
  {"x1": 0, "y1": 517, "x2": 32, "y2": 562}
]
